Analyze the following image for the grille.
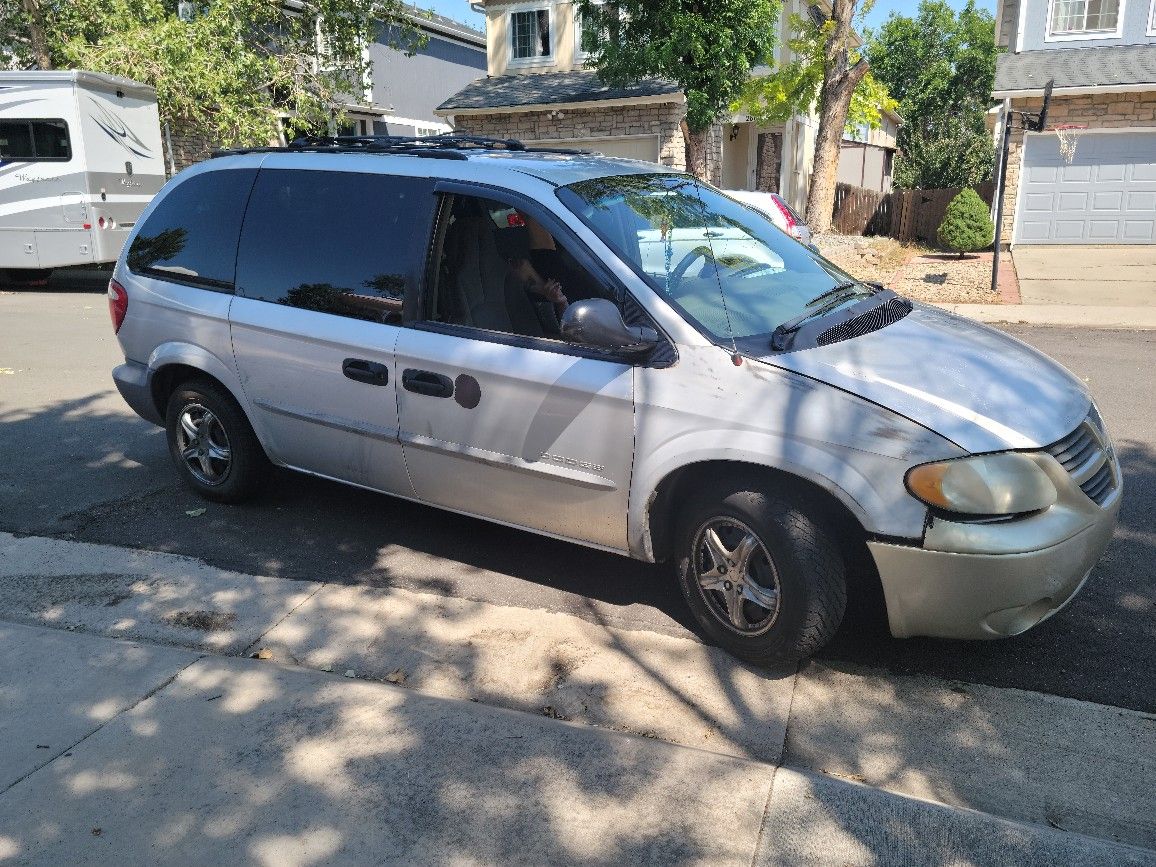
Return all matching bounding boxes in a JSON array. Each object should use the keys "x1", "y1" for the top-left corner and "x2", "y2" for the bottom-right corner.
[
  {"x1": 1044, "y1": 414, "x2": 1118, "y2": 506},
  {"x1": 816, "y1": 297, "x2": 913, "y2": 347}
]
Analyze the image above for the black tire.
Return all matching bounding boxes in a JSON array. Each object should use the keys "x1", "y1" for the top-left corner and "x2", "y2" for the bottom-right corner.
[
  {"x1": 674, "y1": 484, "x2": 847, "y2": 667},
  {"x1": 165, "y1": 378, "x2": 270, "y2": 503}
]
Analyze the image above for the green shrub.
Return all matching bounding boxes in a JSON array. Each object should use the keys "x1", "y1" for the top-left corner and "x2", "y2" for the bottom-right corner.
[{"x1": 937, "y1": 188, "x2": 995, "y2": 257}]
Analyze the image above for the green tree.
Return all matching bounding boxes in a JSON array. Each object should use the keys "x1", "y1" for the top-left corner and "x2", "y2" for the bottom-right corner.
[
  {"x1": 0, "y1": 0, "x2": 422, "y2": 150},
  {"x1": 937, "y1": 187, "x2": 993, "y2": 256},
  {"x1": 732, "y1": 0, "x2": 890, "y2": 232},
  {"x1": 893, "y1": 119, "x2": 994, "y2": 189},
  {"x1": 734, "y1": 15, "x2": 896, "y2": 139},
  {"x1": 867, "y1": 0, "x2": 997, "y2": 188},
  {"x1": 576, "y1": 0, "x2": 780, "y2": 180}
]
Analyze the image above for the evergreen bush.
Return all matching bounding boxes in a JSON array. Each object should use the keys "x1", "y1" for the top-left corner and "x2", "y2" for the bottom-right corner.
[{"x1": 937, "y1": 188, "x2": 995, "y2": 257}]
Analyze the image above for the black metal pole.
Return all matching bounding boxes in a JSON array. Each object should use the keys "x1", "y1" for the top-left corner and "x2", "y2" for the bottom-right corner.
[{"x1": 990, "y1": 101, "x2": 1014, "y2": 295}]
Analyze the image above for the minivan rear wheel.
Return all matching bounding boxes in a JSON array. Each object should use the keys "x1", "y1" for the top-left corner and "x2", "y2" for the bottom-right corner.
[
  {"x1": 674, "y1": 485, "x2": 846, "y2": 666},
  {"x1": 165, "y1": 379, "x2": 269, "y2": 503}
]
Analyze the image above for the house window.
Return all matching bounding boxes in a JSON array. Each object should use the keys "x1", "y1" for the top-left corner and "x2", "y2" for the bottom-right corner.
[
  {"x1": 1149, "y1": 0, "x2": 1156, "y2": 33},
  {"x1": 511, "y1": 9, "x2": 552, "y2": 61},
  {"x1": 576, "y1": 2, "x2": 621, "y2": 57},
  {"x1": 1049, "y1": 0, "x2": 1120, "y2": 34}
]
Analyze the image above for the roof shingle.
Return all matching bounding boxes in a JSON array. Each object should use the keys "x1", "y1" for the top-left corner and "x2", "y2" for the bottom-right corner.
[
  {"x1": 437, "y1": 70, "x2": 683, "y2": 113},
  {"x1": 994, "y1": 44, "x2": 1156, "y2": 94}
]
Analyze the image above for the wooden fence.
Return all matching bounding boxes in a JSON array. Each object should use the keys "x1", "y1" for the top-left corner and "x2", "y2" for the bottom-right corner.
[{"x1": 832, "y1": 181, "x2": 995, "y2": 243}]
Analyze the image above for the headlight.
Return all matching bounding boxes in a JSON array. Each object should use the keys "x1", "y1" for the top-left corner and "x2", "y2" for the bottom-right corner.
[{"x1": 905, "y1": 453, "x2": 1057, "y2": 517}]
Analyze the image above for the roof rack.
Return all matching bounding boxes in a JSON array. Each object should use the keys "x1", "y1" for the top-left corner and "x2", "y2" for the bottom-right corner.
[{"x1": 212, "y1": 133, "x2": 591, "y2": 160}]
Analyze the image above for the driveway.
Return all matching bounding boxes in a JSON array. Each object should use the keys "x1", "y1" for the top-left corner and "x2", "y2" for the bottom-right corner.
[{"x1": 1012, "y1": 245, "x2": 1156, "y2": 305}]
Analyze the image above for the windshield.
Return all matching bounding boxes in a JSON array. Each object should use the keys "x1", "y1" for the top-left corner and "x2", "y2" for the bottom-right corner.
[{"x1": 557, "y1": 174, "x2": 872, "y2": 351}]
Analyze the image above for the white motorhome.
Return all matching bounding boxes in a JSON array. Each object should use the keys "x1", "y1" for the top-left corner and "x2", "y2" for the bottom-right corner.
[{"x1": 0, "y1": 70, "x2": 165, "y2": 279}]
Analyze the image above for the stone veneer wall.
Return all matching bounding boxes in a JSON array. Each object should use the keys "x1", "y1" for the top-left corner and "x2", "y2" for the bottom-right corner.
[
  {"x1": 167, "y1": 131, "x2": 216, "y2": 174},
  {"x1": 998, "y1": 92, "x2": 1156, "y2": 243},
  {"x1": 455, "y1": 101, "x2": 724, "y2": 185}
]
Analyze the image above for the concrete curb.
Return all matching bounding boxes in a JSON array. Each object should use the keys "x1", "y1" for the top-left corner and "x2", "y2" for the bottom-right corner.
[{"x1": 935, "y1": 303, "x2": 1156, "y2": 329}]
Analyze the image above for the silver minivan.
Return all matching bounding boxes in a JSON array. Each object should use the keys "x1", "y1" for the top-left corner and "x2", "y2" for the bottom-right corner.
[{"x1": 109, "y1": 137, "x2": 1121, "y2": 666}]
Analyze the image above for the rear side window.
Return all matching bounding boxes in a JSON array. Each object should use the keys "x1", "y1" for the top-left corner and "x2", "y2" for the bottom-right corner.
[
  {"x1": 128, "y1": 169, "x2": 257, "y2": 291},
  {"x1": 0, "y1": 119, "x2": 71, "y2": 161},
  {"x1": 235, "y1": 169, "x2": 436, "y2": 324}
]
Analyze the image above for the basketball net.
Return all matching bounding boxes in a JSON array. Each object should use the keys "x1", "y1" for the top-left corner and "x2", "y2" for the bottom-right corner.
[{"x1": 1054, "y1": 125, "x2": 1084, "y2": 164}]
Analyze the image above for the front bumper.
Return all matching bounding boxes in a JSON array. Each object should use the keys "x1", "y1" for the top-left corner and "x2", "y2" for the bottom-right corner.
[{"x1": 869, "y1": 452, "x2": 1122, "y2": 640}]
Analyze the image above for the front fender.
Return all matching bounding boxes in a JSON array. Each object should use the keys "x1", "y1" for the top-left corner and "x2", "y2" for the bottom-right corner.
[{"x1": 629, "y1": 348, "x2": 965, "y2": 561}]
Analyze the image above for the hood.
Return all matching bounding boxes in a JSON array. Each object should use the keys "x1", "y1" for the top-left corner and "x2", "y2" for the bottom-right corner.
[{"x1": 760, "y1": 304, "x2": 1091, "y2": 454}]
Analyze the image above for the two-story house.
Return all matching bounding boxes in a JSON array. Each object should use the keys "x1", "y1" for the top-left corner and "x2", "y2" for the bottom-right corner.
[
  {"x1": 435, "y1": 0, "x2": 859, "y2": 211},
  {"x1": 992, "y1": 0, "x2": 1156, "y2": 244}
]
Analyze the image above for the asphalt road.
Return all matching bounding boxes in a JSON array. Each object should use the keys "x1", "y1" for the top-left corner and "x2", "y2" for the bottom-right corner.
[{"x1": 2, "y1": 276, "x2": 1153, "y2": 712}]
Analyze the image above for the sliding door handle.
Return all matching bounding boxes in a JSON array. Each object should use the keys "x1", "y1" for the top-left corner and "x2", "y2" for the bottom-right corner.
[{"x1": 402, "y1": 369, "x2": 454, "y2": 398}]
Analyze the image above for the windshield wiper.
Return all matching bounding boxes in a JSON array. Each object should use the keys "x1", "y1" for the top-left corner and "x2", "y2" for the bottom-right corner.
[
  {"x1": 770, "y1": 283, "x2": 883, "y2": 351},
  {"x1": 805, "y1": 280, "x2": 877, "y2": 307}
]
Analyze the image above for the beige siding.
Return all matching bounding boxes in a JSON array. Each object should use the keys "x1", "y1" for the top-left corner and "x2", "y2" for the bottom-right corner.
[{"x1": 485, "y1": 0, "x2": 582, "y2": 76}]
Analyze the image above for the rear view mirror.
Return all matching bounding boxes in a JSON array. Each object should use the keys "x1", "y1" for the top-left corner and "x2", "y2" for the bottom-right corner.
[{"x1": 560, "y1": 299, "x2": 659, "y2": 358}]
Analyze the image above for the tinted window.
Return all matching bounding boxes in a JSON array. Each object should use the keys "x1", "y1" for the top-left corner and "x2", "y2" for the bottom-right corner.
[
  {"x1": 236, "y1": 169, "x2": 435, "y2": 324},
  {"x1": 128, "y1": 169, "x2": 257, "y2": 290},
  {"x1": 0, "y1": 119, "x2": 71, "y2": 161}
]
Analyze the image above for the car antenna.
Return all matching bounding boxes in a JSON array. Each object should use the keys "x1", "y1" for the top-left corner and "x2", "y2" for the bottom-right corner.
[{"x1": 690, "y1": 181, "x2": 743, "y2": 366}]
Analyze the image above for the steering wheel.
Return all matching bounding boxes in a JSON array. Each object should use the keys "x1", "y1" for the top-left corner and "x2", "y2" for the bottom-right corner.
[{"x1": 667, "y1": 245, "x2": 718, "y2": 295}]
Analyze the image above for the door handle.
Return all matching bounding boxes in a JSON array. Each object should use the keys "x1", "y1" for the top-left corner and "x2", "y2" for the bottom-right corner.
[
  {"x1": 402, "y1": 369, "x2": 454, "y2": 398},
  {"x1": 343, "y1": 358, "x2": 390, "y2": 386}
]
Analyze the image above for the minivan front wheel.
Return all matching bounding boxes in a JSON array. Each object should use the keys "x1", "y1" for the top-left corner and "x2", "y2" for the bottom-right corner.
[
  {"x1": 674, "y1": 486, "x2": 846, "y2": 666},
  {"x1": 165, "y1": 379, "x2": 269, "y2": 503}
]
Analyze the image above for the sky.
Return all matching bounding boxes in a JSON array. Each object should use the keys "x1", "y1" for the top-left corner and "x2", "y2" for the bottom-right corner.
[{"x1": 418, "y1": 0, "x2": 996, "y2": 38}]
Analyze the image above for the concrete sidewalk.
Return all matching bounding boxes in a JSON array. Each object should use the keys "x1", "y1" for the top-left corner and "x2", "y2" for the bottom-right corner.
[
  {"x1": 3, "y1": 622, "x2": 1153, "y2": 866},
  {"x1": 1, "y1": 532, "x2": 1155, "y2": 864},
  {"x1": 937, "y1": 302, "x2": 1156, "y2": 329}
]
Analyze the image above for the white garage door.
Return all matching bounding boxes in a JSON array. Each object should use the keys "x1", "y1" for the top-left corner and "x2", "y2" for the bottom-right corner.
[
  {"x1": 524, "y1": 135, "x2": 660, "y2": 163},
  {"x1": 1015, "y1": 130, "x2": 1156, "y2": 244}
]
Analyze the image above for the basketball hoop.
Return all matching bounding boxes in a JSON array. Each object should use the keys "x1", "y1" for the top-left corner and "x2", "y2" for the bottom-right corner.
[{"x1": 1052, "y1": 124, "x2": 1086, "y2": 164}]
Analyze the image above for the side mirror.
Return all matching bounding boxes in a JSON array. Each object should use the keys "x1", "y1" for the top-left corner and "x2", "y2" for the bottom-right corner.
[{"x1": 560, "y1": 298, "x2": 659, "y2": 358}]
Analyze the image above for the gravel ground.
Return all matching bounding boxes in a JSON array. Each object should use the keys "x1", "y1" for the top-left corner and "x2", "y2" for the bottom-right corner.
[{"x1": 815, "y1": 233, "x2": 1003, "y2": 304}]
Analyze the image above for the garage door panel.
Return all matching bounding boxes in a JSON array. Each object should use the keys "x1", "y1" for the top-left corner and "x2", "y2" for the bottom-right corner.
[
  {"x1": 1060, "y1": 164, "x2": 1093, "y2": 182},
  {"x1": 1127, "y1": 191, "x2": 1156, "y2": 211},
  {"x1": 1025, "y1": 164, "x2": 1059, "y2": 182},
  {"x1": 1123, "y1": 221, "x2": 1155, "y2": 242},
  {"x1": 1053, "y1": 220, "x2": 1087, "y2": 239},
  {"x1": 1092, "y1": 191, "x2": 1122, "y2": 210},
  {"x1": 1015, "y1": 131, "x2": 1156, "y2": 245},
  {"x1": 1057, "y1": 191, "x2": 1088, "y2": 211},
  {"x1": 1096, "y1": 164, "x2": 1127, "y2": 183}
]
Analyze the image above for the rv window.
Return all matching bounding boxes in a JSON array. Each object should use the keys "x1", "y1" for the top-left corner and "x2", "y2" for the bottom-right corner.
[{"x1": 0, "y1": 119, "x2": 70, "y2": 161}]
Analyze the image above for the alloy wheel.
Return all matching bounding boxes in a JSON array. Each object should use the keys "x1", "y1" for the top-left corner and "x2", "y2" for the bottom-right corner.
[
  {"x1": 692, "y1": 517, "x2": 782, "y2": 635},
  {"x1": 175, "y1": 403, "x2": 232, "y2": 486}
]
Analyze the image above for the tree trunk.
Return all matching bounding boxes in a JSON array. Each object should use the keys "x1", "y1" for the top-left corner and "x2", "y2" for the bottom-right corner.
[
  {"x1": 20, "y1": 0, "x2": 53, "y2": 70},
  {"x1": 803, "y1": 0, "x2": 869, "y2": 234},
  {"x1": 684, "y1": 122, "x2": 709, "y2": 181}
]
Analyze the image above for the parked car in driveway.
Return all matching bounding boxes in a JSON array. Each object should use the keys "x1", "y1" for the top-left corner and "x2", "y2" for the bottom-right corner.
[
  {"x1": 107, "y1": 136, "x2": 1122, "y2": 667},
  {"x1": 723, "y1": 189, "x2": 816, "y2": 250}
]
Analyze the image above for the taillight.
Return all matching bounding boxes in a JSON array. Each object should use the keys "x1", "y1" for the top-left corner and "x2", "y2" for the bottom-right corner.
[
  {"x1": 108, "y1": 279, "x2": 128, "y2": 333},
  {"x1": 771, "y1": 197, "x2": 803, "y2": 240}
]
